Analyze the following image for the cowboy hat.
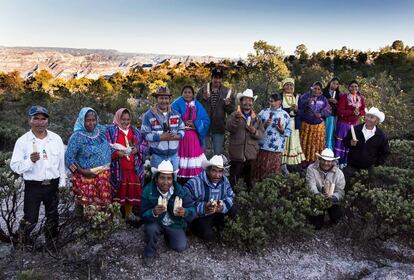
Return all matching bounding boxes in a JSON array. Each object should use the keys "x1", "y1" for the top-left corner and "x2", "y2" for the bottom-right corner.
[
  {"x1": 315, "y1": 148, "x2": 340, "y2": 161},
  {"x1": 237, "y1": 89, "x2": 257, "y2": 102},
  {"x1": 365, "y1": 107, "x2": 385, "y2": 123},
  {"x1": 202, "y1": 155, "x2": 228, "y2": 169},
  {"x1": 151, "y1": 160, "x2": 175, "y2": 174}
]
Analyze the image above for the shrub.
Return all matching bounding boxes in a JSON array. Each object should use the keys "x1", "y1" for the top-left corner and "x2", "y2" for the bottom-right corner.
[
  {"x1": 344, "y1": 166, "x2": 414, "y2": 243},
  {"x1": 386, "y1": 139, "x2": 414, "y2": 169},
  {"x1": 222, "y1": 174, "x2": 330, "y2": 251}
]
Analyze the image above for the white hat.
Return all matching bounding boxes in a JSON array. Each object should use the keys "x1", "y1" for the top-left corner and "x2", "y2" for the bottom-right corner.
[
  {"x1": 365, "y1": 107, "x2": 385, "y2": 123},
  {"x1": 315, "y1": 148, "x2": 340, "y2": 161},
  {"x1": 151, "y1": 160, "x2": 174, "y2": 174},
  {"x1": 202, "y1": 155, "x2": 226, "y2": 169},
  {"x1": 237, "y1": 89, "x2": 257, "y2": 102}
]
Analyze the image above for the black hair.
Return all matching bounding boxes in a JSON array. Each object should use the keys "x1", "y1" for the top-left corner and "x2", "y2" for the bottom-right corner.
[
  {"x1": 181, "y1": 85, "x2": 195, "y2": 95},
  {"x1": 311, "y1": 81, "x2": 323, "y2": 89},
  {"x1": 348, "y1": 80, "x2": 359, "y2": 87},
  {"x1": 323, "y1": 77, "x2": 340, "y2": 94},
  {"x1": 269, "y1": 93, "x2": 282, "y2": 101}
]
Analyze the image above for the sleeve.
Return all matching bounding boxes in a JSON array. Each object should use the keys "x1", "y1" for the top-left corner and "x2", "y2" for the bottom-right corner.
[
  {"x1": 282, "y1": 114, "x2": 292, "y2": 138},
  {"x1": 321, "y1": 98, "x2": 332, "y2": 118},
  {"x1": 337, "y1": 95, "x2": 354, "y2": 118},
  {"x1": 221, "y1": 180, "x2": 235, "y2": 214},
  {"x1": 306, "y1": 166, "x2": 320, "y2": 195},
  {"x1": 10, "y1": 137, "x2": 34, "y2": 175},
  {"x1": 140, "y1": 187, "x2": 158, "y2": 223},
  {"x1": 251, "y1": 117, "x2": 264, "y2": 140},
  {"x1": 333, "y1": 170, "x2": 345, "y2": 201},
  {"x1": 181, "y1": 188, "x2": 196, "y2": 222},
  {"x1": 57, "y1": 137, "x2": 67, "y2": 187},
  {"x1": 176, "y1": 114, "x2": 186, "y2": 140},
  {"x1": 141, "y1": 113, "x2": 161, "y2": 142},
  {"x1": 184, "y1": 178, "x2": 206, "y2": 216},
  {"x1": 359, "y1": 96, "x2": 366, "y2": 117},
  {"x1": 65, "y1": 134, "x2": 80, "y2": 168},
  {"x1": 194, "y1": 101, "x2": 210, "y2": 142},
  {"x1": 225, "y1": 113, "x2": 240, "y2": 133},
  {"x1": 375, "y1": 135, "x2": 390, "y2": 166}
]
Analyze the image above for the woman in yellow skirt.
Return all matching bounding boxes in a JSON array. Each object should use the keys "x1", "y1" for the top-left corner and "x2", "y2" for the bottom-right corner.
[
  {"x1": 281, "y1": 78, "x2": 306, "y2": 172},
  {"x1": 297, "y1": 81, "x2": 331, "y2": 167}
]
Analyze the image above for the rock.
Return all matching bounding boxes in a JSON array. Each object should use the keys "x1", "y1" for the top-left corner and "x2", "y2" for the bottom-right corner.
[{"x1": 361, "y1": 263, "x2": 414, "y2": 280}]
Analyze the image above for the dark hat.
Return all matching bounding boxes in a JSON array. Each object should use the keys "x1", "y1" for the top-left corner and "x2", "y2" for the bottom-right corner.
[
  {"x1": 153, "y1": 86, "x2": 172, "y2": 97},
  {"x1": 28, "y1": 105, "x2": 49, "y2": 117},
  {"x1": 211, "y1": 68, "x2": 224, "y2": 78}
]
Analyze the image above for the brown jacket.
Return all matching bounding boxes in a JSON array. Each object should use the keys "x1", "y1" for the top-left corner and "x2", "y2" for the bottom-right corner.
[
  {"x1": 196, "y1": 84, "x2": 235, "y2": 134},
  {"x1": 226, "y1": 110, "x2": 264, "y2": 162}
]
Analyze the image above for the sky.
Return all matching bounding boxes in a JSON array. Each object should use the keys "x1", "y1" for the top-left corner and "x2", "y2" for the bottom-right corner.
[{"x1": 0, "y1": 0, "x2": 413, "y2": 58}]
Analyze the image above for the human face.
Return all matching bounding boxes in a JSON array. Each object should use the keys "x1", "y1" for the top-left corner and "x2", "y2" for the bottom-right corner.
[
  {"x1": 157, "y1": 95, "x2": 171, "y2": 111},
  {"x1": 269, "y1": 98, "x2": 281, "y2": 109},
  {"x1": 119, "y1": 112, "x2": 131, "y2": 130},
  {"x1": 212, "y1": 76, "x2": 223, "y2": 88},
  {"x1": 182, "y1": 88, "x2": 194, "y2": 102},
  {"x1": 84, "y1": 111, "x2": 97, "y2": 132},
  {"x1": 207, "y1": 166, "x2": 224, "y2": 184},
  {"x1": 349, "y1": 83, "x2": 359, "y2": 94},
  {"x1": 311, "y1": 85, "x2": 322, "y2": 97},
  {"x1": 29, "y1": 113, "x2": 48, "y2": 135},
  {"x1": 319, "y1": 158, "x2": 335, "y2": 171},
  {"x1": 365, "y1": 114, "x2": 379, "y2": 128},
  {"x1": 283, "y1": 82, "x2": 294, "y2": 94},
  {"x1": 241, "y1": 97, "x2": 254, "y2": 112},
  {"x1": 156, "y1": 173, "x2": 173, "y2": 193},
  {"x1": 330, "y1": 80, "x2": 339, "y2": 91}
]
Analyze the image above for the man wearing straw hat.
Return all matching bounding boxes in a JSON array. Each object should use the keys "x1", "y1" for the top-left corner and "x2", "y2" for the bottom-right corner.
[
  {"x1": 185, "y1": 155, "x2": 235, "y2": 241},
  {"x1": 342, "y1": 107, "x2": 390, "y2": 185},
  {"x1": 140, "y1": 160, "x2": 196, "y2": 259},
  {"x1": 196, "y1": 68, "x2": 234, "y2": 156},
  {"x1": 141, "y1": 86, "x2": 185, "y2": 173},
  {"x1": 306, "y1": 148, "x2": 345, "y2": 229},
  {"x1": 226, "y1": 89, "x2": 264, "y2": 190}
]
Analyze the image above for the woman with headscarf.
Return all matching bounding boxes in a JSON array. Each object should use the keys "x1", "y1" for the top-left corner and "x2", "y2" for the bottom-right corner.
[
  {"x1": 334, "y1": 80, "x2": 366, "y2": 167},
  {"x1": 281, "y1": 78, "x2": 306, "y2": 172},
  {"x1": 323, "y1": 77, "x2": 341, "y2": 150},
  {"x1": 171, "y1": 85, "x2": 210, "y2": 185},
  {"x1": 298, "y1": 81, "x2": 331, "y2": 166},
  {"x1": 106, "y1": 108, "x2": 147, "y2": 223},
  {"x1": 65, "y1": 108, "x2": 112, "y2": 210}
]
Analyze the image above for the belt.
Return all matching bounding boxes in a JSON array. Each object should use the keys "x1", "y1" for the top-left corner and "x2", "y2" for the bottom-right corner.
[{"x1": 25, "y1": 178, "x2": 59, "y2": 186}]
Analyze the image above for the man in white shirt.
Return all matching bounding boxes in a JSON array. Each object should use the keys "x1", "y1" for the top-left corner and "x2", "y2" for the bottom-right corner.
[{"x1": 10, "y1": 105, "x2": 66, "y2": 244}]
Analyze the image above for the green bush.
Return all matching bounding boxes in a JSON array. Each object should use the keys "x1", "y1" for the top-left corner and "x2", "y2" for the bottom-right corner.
[
  {"x1": 344, "y1": 166, "x2": 414, "y2": 242},
  {"x1": 386, "y1": 139, "x2": 414, "y2": 169},
  {"x1": 222, "y1": 174, "x2": 330, "y2": 251}
]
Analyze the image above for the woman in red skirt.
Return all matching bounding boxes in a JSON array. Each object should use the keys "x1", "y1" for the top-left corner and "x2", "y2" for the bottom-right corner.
[{"x1": 107, "y1": 108, "x2": 146, "y2": 224}]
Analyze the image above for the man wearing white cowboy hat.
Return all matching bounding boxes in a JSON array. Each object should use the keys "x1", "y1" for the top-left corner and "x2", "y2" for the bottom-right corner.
[
  {"x1": 342, "y1": 107, "x2": 390, "y2": 184},
  {"x1": 184, "y1": 155, "x2": 235, "y2": 241},
  {"x1": 226, "y1": 89, "x2": 264, "y2": 190},
  {"x1": 141, "y1": 86, "x2": 185, "y2": 173},
  {"x1": 196, "y1": 68, "x2": 235, "y2": 156},
  {"x1": 306, "y1": 148, "x2": 345, "y2": 229},
  {"x1": 140, "y1": 160, "x2": 196, "y2": 259}
]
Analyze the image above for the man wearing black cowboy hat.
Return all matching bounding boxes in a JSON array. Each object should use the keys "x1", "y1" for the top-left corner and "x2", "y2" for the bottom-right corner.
[{"x1": 196, "y1": 68, "x2": 235, "y2": 156}]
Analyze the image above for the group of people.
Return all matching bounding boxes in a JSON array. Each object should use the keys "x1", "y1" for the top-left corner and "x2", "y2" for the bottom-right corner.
[{"x1": 9, "y1": 68, "x2": 390, "y2": 259}]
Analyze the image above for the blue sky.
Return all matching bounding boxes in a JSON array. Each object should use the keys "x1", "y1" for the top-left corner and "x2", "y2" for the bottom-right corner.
[{"x1": 0, "y1": 0, "x2": 413, "y2": 58}]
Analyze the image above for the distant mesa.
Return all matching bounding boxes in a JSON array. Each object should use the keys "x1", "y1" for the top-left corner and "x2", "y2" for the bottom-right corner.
[{"x1": 0, "y1": 46, "x2": 224, "y2": 79}]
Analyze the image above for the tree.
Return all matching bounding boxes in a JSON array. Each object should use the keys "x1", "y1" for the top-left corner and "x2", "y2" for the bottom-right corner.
[
  {"x1": 295, "y1": 44, "x2": 309, "y2": 60},
  {"x1": 391, "y1": 40, "x2": 404, "y2": 51}
]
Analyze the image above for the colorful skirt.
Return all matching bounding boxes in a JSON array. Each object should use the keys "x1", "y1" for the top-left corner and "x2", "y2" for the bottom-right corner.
[
  {"x1": 300, "y1": 122, "x2": 326, "y2": 164},
  {"x1": 324, "y1": 116, "x2": 335, "y2": 150},
  {"x1": 254, "y1": 150, "x2": 282, "y2": 180},
  {"x1": 334, "y1": 120, "x2": 352, "y2": 165},
  {"x1": 282, "y1": 121, "x2": 306, "y2": 165},
  {"x1": 72, "y1": 169, "x2": 111, "y2": 206},
  {"x1": 178, "y1": 130, "x2": 207, "y2": 178},
  {"x1": 114, "y1": 169, "x2": 141, "y2": 206}
]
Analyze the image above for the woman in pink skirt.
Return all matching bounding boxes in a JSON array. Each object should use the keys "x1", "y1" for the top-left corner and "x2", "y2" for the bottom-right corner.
[{"x1": 172, "y1": 86, "x2": 210, "y2": 185}]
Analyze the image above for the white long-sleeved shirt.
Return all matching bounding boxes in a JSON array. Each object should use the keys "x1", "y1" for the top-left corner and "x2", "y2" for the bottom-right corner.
[
  {"x1": 10, "y1": 130, "x2": 66, "y2": 186},
  {"x1": 362, "y1": 125, "x2": 376, "y2": 142}
]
